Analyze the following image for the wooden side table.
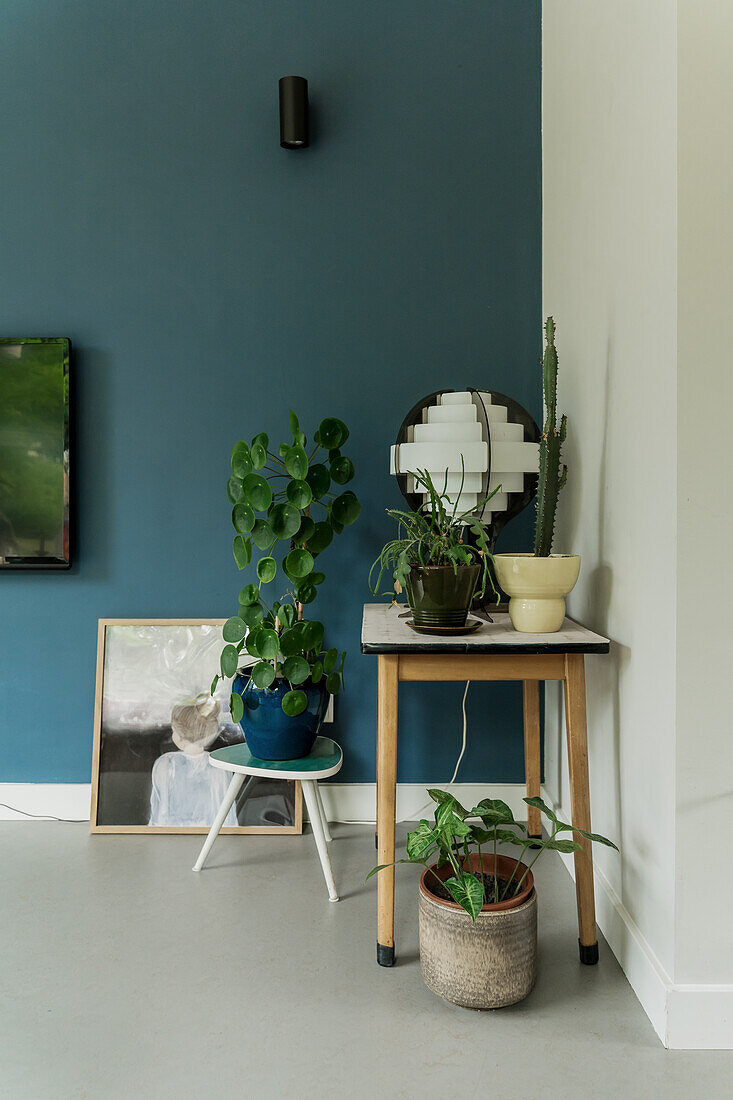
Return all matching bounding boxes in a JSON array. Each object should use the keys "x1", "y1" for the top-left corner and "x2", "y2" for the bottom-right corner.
[{"x1": 361, "y1": 603, "x2": 610, "y2": 968}]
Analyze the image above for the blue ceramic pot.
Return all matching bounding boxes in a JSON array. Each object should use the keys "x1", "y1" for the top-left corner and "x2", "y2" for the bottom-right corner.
[{"x1": 233, "y1": 675, "x2": 329, "y2": 761}]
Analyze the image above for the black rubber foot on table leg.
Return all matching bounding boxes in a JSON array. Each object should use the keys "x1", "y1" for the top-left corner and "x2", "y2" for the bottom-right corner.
[
  {"x1": 377, "y1": 942, "x2": 395, "y2": 967},
  {"x1": 528, "y1": 833, "x2": 542, "y2": 850},
  {"x1": 375, "y1": 832, "x2": 378, "y2": 850},
  {"x1": 579, "y1": 940, "x2": 599, "y2": 965}
]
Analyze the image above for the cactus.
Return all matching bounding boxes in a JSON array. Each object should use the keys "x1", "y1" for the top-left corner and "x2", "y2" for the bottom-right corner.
[{"x1": 533, "y1": 317, "x2": 567, "y2": 557}]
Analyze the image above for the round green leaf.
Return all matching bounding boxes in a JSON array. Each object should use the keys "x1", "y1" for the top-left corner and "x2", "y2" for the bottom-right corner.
[
  {"x1": 251, "y1": 441, "x2": 267, "y2": 469},
  {"x1": 220, "y1": 644, "x2": 238, "y2": 678},
  {"x1": 284, "y1": 548, "x2": 314, "y2": 580},
  {"x1": 289, "y1": 410, "x2": 300, "y2": 436},
  {"x1": 296, "y1": 515, "x2": 315, "y2": 542},
  {"x1": 230, "y1": 692, "x2": 244, "y2": 723},
  {"x1": 284, "y1": 444, "x2": 308, "y2": 480},
  {"x1": 276, "y1": 603, "x2": 296, "y2": 629},
  {"x1": 295, "y1": 582, "x2": 317, "y2": 605},
  {"x1": 279, "y1": 442, "x2": 290, "y2": 459},
  {"x1": 326, "y1": 671, "x2": 342, "y2": 695},
  {"x1": 331, "y1": 516, "x2": 344, "y2": 535},
  {"x1": 331, "y1": 490, "x2": 361, "y2": 527},
  {"x1": 257, "y1": 556, "x2": 276, "y2": 584},
  {"x1": 251, "y1": 518, "x2": 274, "y2": 551},
  {"x1": 306, "y1": 464, "x2": 330, "y2": 500},
  {"x1": 279, "y1": 624, "x2": 306, "y2": 656},
  {"x1": 282, "y1": 689, "x2": 308, "y2": 717},
  {"x1": 311, "y1": 660, "x2": 323, "y2": 683},
  {"x1": 310, "y1": 571, "x2": 325, "y2": 586},
  {"x1": 232, "y1": 501, "x2": 255, "y2": 534},
  {"x1": 227, "y1": 475, "x2": 244, "y2": 503},
  {"x1": 252, "y1": 432, "x2": 269, "y2": 450},
  {"x1": 330, "y1": 456, "x2": 354, "y2": 485},
  {"x1": 211, "y1": 673, "x2": 220, "y2": 694},
  {"x1": 232, "y1": 536, "x2": 251, "y2": 570},
  {"x1": 231, "y1": 442, "x2": 253, "y2": 479},
  {"x1": 318, "y1": 418, "x2": 349, "y2": 449},
  {"x1": 301, "y1": 620, "x2": 324, "y2": 651},
  {"x1": 283, "y1": 655, "x2": 310, "y2": 685},
  {"x1": 306, "y1": 521, "x2": 333, "y2": 555},
  {"x1": 223, "y1": 616, "x2": 246, "y2": 643},
  {"x1": 286, "y1": 478, "x2": 312, "y2": 509},
  {"x1": 246, "y1": 627, "x2": 263, "y2": 658},
  {"x1": 323, "y1": 647, "x2": 339, "y2": 674},
  {"x1": 255, "y1": 628, "x2": 279, "y2": 661},
  {"x1": 251, "y1": 661, "x2": 276, "y2": 689},
  {"x1": 240, "y1": 602, "x2": 264, "y2": 628},
  {"x1": 239, "y1": 584, "x2": 259, "y2": 605},
  {"x1": 294, "y1": 431, "x2": 306, "y2": 447},
  {"x1": 242, "y1": 473, "x2": 273, "y2": 512},
  {"x1": 269, "y1": 502, "x2": 301, "y2": 540}
]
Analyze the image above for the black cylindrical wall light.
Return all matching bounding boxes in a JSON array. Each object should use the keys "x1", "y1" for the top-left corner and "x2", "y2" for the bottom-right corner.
[{"x1": 279, "y1": 76, "x2": 309, "y2": 149}]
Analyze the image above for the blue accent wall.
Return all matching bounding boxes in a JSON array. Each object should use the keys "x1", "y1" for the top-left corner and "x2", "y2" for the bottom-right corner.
[{"x1": 0, "y1": 0, "x2": 541, "y2": 783}]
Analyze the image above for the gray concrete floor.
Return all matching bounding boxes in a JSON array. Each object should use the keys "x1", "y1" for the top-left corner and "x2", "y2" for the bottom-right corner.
[{"x1": 1, "y1": 823, "x2": 731, "y2": 1100}]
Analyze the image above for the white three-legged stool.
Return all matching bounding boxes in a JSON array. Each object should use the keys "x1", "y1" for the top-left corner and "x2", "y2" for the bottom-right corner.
[{"x1": 192, "y1": 736, "x2": 342, "y2": 902}]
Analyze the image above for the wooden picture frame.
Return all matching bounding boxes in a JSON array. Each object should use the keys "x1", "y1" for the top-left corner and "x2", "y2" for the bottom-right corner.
[{"x1": 90, "y1": 619, "x2": 302, "y2": 835}]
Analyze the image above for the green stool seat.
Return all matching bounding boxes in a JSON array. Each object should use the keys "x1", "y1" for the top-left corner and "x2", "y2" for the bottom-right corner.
[{"x1": 210, "y1": 736, "x2": 343, "y2": 780}]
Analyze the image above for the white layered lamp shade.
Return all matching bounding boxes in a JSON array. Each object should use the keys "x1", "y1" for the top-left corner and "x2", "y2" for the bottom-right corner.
[{"x1": 390, "y1": 391, "x2": 539, "y2": 524}]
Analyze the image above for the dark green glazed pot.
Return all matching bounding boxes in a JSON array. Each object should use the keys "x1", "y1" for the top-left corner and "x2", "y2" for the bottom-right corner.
[{"x1": 405, "y1": 564, "x2": 480, "y2": 627}]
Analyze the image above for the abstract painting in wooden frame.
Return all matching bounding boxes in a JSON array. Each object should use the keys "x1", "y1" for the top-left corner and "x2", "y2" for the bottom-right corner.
[{"x1": 90, "y1": 619, "x2": 302, "y2": 834}]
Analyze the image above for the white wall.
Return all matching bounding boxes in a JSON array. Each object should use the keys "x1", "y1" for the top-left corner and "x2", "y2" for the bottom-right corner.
[
  {"x1": 675, "y1": 0, "x2": 733, "y2": 987},
  {"x1": 542, "y1": 0, "x2": 678, "y2": 992},
  {"x1": 543, "y1": 0, "x2": 733, "y2": 1048}
]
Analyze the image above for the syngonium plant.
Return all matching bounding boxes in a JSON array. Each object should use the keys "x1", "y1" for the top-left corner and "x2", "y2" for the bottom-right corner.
[
  {"x1": 367, "y1": 789, "x2": 618, "y2": 922},
  {"x1": 211, "y1": 411, "x2": 360, "y2": 720}
]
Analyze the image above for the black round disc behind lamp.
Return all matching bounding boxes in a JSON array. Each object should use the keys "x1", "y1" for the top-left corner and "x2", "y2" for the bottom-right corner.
[{"x1": 279, "y1": 76, "x2": 309, "y2": 149}]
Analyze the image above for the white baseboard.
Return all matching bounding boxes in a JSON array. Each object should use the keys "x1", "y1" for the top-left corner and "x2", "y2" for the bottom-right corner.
[
  {"x1": 0, "y1": 782, "x2": 528, "y2": 826},
  {"x1": 318, "y1": 782, "x2": 529, "y2": 825},
  {"x1": 541, "y1": 786, "x2": 733, "y2": 1050},
  {"x1": 0, "y1": 784, "x2": 92, "y2": 821},
  {"x1": 666, "y1": 985, "x2": 733, "y2": 1050}
]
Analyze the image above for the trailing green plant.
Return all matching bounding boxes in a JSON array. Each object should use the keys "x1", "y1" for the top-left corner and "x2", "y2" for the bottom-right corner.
[
  {"x1": 212, "y1": 412, "x2": 360, "y2": 720},
  {"x1": 367, "y1": 789, "x2": 618, "y2": 922},
  {"x1": 533, "y1": 316, "x2": 568, "y2": 557},
  {"x1": 368, "y1": 465, "x2": 501, "y2": 601}
]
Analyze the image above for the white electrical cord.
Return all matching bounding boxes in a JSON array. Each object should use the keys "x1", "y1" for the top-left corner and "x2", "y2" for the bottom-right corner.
[
  {"x1": 0, "y1": 802, "x2": 78, "y2": 822},
  {"x1": 332, "y1": 681, "x2": 472, "y2": 825},
  {"x1": 397, "y1": 680, "x2": 470, "y2": 823}
]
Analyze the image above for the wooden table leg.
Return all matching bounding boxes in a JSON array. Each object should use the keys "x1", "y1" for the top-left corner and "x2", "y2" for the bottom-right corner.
[
  {"x1": 564, "y1": 653, "x2": 599, "y2": 964},
  {"x1": 376, "y1": 654, "x2": 399, "y2": 966},
  {"x1": 523, "y1": 680, "x2": 541, "y2": 841}
]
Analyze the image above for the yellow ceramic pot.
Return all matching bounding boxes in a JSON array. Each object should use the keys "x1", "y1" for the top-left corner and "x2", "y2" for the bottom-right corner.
[{"x1": 493, "y1": 553, "x2": 581, "y2": 633}]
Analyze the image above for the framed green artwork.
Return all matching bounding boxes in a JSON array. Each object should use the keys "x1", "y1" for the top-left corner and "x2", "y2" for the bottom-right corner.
[{"x1": 0, "y1": 337, "x2": 71, "y2": 568}]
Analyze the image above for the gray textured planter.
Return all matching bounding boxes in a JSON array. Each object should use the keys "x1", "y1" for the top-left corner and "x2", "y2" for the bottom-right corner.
[{"x1": 418, "y1": 855, "x2": 538, "y2": 1009}]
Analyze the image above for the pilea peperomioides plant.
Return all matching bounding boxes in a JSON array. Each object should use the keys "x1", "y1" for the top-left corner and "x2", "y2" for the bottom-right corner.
[
  {"x1": 211, "y1": 411, "x2": 360, "y2": 720},
  {"x1": 368, "y1": 788, "x2": 618, "y2": 921}
]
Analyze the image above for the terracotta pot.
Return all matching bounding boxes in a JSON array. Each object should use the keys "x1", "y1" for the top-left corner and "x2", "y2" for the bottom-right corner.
[
  {"x1": 493, "y1": 552, "x2": 581, "y2": 632},
  {"x1": 418, "y1": 853, "x2": 537, "y2": 1009}
]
